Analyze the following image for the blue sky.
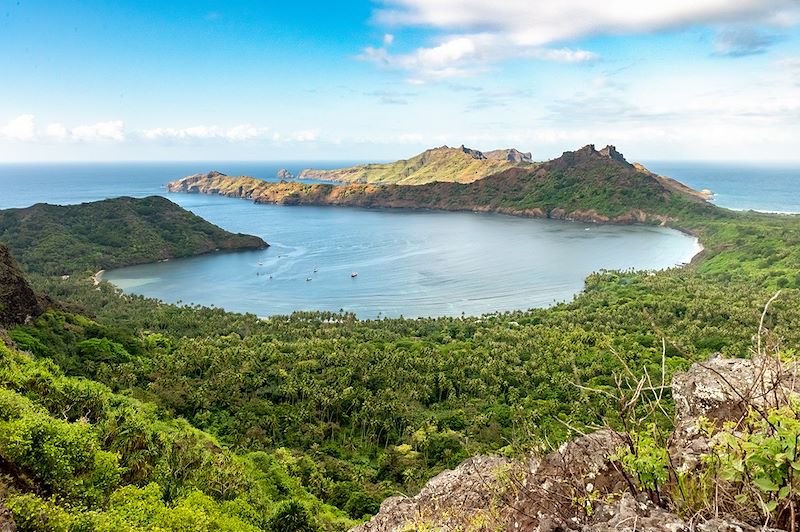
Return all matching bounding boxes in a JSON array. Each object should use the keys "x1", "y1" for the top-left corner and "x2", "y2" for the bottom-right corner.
[{"x1": 1, "y1": 0, "x2": 799, "y2": 162}]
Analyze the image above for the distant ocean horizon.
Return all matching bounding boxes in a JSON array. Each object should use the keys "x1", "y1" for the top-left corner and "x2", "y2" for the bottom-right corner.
[{"x1": 642, "y1": 160, "x2": 800, "y2": 214}]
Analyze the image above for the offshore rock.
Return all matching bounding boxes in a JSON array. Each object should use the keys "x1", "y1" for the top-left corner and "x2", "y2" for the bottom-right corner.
[{"x1": 277, "y1": 168, "x2": 294, "y2": 180}]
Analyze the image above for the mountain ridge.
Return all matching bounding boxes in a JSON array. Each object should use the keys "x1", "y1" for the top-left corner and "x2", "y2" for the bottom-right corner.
[
  {"x1": 168, "y1": 144, "x2": 713, "y2": 226},
  {"x1": 297, "y1": 145, "x2": 533, "y2": 185}
]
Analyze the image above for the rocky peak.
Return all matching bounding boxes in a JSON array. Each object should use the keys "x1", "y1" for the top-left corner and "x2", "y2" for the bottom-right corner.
[
  {"x1": 549, "y1": 144, "x2": 634, "y2": 172},
  {"x1": 484, "y1": 148, "x2": 533, "y2": 163},
  {"x1": 598, "y1": 145, "x2": 627, "y2": 163},
  {"x1": 459, "y1": 145, "x2": 487, "y2": 160}
]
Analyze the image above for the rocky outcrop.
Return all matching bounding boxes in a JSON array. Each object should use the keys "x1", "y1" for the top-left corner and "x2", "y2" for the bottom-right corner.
[
  {"x1": 459, "y1": 144, "x2": 487, "y2": 160},
  {"x1": 353, "y1": 456, "x2": 515, "y2": 532},
  {"x1": 0, "y1": 244, "x2": 49, "y2": 327},
  {"x1": 484, "y1": 148, "x2": 533, "y2": 163},
  {"x1": 0, "y1": 502, "x2": 15, "y2": 532},
  {"x1": 277, "y1": 168, "x2": 294, "y2": 180},
  {"x1": 548, "y1": 144, "x2": 634, "y2": 171},
  {"x1": 670, "y1": 355, "x2": 799, "y2": 472},
  {"x1": 352, "y1": 355, "x2": 795, "y2": 531}
]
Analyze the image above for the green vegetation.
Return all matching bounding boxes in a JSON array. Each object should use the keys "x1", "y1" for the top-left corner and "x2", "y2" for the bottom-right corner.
[
  {"x1": 0, "y1": 196, "x2": 267, "y2": 276},
  {"x1": 3, "y1": 148, "x2": 800, "y2": 528},
  {"x1": 0, "y1": 331, "x2": 353, "y2": 530},
  {"x1": 297, "y1": 145, "x2": 529, "y2": 185}
]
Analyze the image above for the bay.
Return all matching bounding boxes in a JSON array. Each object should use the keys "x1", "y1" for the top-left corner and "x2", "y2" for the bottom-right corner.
[
  {"x1": 102, "y1": 193, "x2": 700, "y2": 318},
  {"x1": 10, "y1": 160, "x2": 796, "y2": 317}
]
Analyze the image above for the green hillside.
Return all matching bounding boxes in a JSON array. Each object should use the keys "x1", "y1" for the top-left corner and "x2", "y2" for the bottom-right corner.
[{"x1": 0, "y1": 196, "x2": 267, "y2": 276}]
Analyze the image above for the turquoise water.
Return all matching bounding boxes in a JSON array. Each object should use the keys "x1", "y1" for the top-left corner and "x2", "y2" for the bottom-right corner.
[
  {"x1": 101, "y1": 193, "x2": 699, "y2": 318},
  {"x1": 6, "y1": 160, "x2": 793, "y2": 317}
]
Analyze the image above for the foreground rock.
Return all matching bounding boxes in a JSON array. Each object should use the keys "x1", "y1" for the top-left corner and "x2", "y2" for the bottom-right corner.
[
  {"x1": 0, "y1": 244, "x2": 49, "y2": 326},
  {"x1": 353, "y1": 355, "x2": 796, "y2": 531},
  {"x1": 352, "y1": 456, "x2": 515, "y2": 532}
]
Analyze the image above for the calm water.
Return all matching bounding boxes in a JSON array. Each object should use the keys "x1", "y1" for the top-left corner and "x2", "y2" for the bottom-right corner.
[
  {"x1": 103, "y1": 194, "x2": 700, "y2": 318},
  {"x1": 4, "y1": 160, "x2": 793, "y2": 318}
]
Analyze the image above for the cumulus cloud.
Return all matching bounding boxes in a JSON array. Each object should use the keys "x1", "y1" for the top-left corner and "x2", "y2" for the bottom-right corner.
[
  {"x1": 45, "y1": 122, "x2": 68, "y2": 140},
  {"x1": 71, "y1": 121, "x2": 125, "y2": 142},
  {"x1": 139, "y1": 124, "x2": 270, "y2": 142},
  {"x1": 1, "y1": 114, "x2": 36, "y2": 141},
  {"x1": 273, "y1": 130, "x2": 319, "y2": 142},
  {"x1": 374, "y1": 0, "x2": 798, "y2": 39},
  {"x1": 361, "y1": 33, "x2": 596, "y2": 81},
  {"x1": 1, "y1": 115, "x2": 125, "y2": 142},
  {"x1": 366, "y1": 0, "x2": 799, "y2": 80}
]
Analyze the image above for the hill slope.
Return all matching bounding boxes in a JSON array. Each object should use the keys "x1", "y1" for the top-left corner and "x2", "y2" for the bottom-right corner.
[
  {"x1": 0, "y1": 195, "x2": 268, "y2": 275},
  {"x1": 0, "y1": 248, "x2": 354, "y2": 531},
  {"x1": 170, "y1": 145, "x2": 714, "y2": 225},
  {"x1": 297, "y1": 145, "x2": 533, "y2": 185}
]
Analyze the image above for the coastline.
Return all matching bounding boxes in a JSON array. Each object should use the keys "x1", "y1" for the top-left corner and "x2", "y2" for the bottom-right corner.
[{"x1": 93, "y1": 269, "x2": 105, "y2": 285}]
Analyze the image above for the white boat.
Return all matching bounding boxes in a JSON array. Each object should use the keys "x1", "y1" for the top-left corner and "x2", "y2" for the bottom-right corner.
[{"x1": 350, "y1": 272, "x2": 358, "y2": 278}]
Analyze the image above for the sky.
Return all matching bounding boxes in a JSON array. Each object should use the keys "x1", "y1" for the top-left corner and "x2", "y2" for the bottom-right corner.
[{"x1": 1, "y1": 0, "x2": 799, "y2": 162}]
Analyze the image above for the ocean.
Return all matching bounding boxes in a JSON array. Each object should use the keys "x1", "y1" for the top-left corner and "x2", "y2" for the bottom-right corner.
[{"x1": 2, "y1": 160, "x2": 795, "y2": 318}]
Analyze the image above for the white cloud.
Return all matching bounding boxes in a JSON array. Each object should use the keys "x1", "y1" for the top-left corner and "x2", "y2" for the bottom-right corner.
[
  {"x1": 45, "y1": 122, "x2": 68, "y2": 140},
  {"x1": 383, "y1": 33, "x2": 395, "y2": 46},
  {"x1": 71, "y1": 121, "x2": 125, "y2": 142},
  {"x1": 140, "y1": 124, "x2": 269, "y2": 142},
  {"x1": 1, "y1": 114, "x2": 36, "y2": 141},
  {"x1": 292, "y1": 130, "x2": 318, "y2": 142},
  {"x1": 361, "y1": 33, "x2": 596, "y2": 80},
  {"x1": 1, "y1": 115, "x2": 125, "y2": 142},
  {"x1": 367, "y1": 0, "x2": 798, "y2": 80},
  {"x1": 375, "y1": 0, "x2": 798, "y2": 39}
]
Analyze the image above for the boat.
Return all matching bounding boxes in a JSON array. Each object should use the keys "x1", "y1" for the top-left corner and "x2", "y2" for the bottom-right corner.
[
  {"x1": 350, "y1": 272, "x2": 358, "y2": 278},
  {"x1": 306, "y1": 277, "x2": 312, "y2": 282}
]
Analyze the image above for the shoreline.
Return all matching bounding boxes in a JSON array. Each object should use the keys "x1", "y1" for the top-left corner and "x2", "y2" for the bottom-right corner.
[{"x1": 93, "y1": 269, "x2": 105, "y2": 285}]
